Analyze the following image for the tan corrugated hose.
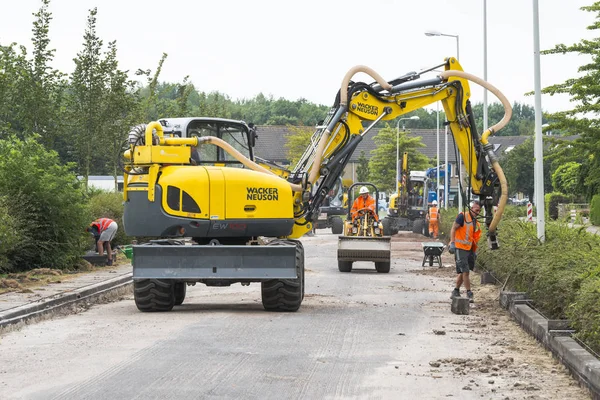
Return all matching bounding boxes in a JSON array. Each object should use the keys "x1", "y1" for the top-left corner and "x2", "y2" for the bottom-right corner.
[{"x1": 439, "y1": 70, "x2": 513, "y2": 234}]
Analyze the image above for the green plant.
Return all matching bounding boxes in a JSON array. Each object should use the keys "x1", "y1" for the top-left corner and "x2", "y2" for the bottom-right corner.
[
  {"x1": 477, "y1": 219, "x2": 600, "y2": 353},
  {"x1": 0, "y1": 197, "x2": 24, "y2": 273},
  {"x1": 0, "y1": 136, "x2": 90, "y2": 272},
  {"x1": 591, "y1": 194, "x2": 600, "y2": 226},
  {"x1": 544, "y1": 192, "x2": 574, "y2": 220}
]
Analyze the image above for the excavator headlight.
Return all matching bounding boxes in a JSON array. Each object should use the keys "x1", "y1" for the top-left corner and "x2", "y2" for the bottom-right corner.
[
  {"x1": 374, "y1": 228, "x2": 381, "y2": 235},
  {"x1": 352, "y1": 227, "x2": 358, "y2": 234}
]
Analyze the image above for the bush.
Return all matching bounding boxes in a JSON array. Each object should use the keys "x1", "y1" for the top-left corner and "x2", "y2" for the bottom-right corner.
[
  {"x1": 568, "y1": 273, "x2": 600, "y2": 353},
  {"x1": 0, "y1": 196, "x2": 24, "y2": 272},
  {"x1": 591, "y1": 194, "x2": 600, "y2": 226},
  {"x1": 477, "y1": 219, "x2": 600, "y2": 354},
  {"x1": 87, "y1": 191, "x2": 128, "y2": 246},
  {"x1": 544, "y1": 192, "x2": 574, "y2": 220},
  {"x1": 0, "y1": 136, "x2": 90, "y2": 271}
]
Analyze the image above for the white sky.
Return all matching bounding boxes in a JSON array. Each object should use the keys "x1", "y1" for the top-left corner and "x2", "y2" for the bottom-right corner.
[{"x1": 0, "y1": 0, "x2": 596, "y2": 113}]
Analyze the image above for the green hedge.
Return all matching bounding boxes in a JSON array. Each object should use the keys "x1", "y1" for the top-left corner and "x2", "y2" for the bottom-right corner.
[
  {"x1": 0, "y1": 136, "x2": 90, "y2": 272},
  {"x1": 591, "y1": 194, "x2": 600, "y2": 226},
  {"x1": 545, "y1": 192, "x2": 574, "y2": 220},
  {"x1": 0, "y1": 196, "x2": 24, "y2": 272},
  {"x1": 477, "y1": 219, "x2": 600, "y2": 354}
]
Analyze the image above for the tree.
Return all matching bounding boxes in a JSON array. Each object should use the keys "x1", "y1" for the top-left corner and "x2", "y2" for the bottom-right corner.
[
  {"x1": 99, "y1": 40, "x2": 138, "y2": 191},
  {"x1": 285, "y1": 125, "x2": 313, "y2": 167},
  {"x1": 356, "y1": 151, "x2": 370, "y2": 182},
  {"x1": 500, "y1": 138, "x2": 553, "y2": 201},
  {"x1": 540, "y1": 2, "x2": 600, "y2": 197},
  {"x1": 27, "y1": 0, "x2": 67, "y2": 152},
  {"x1": 368, "y1": 125, "x2": 430, "y2": 193},
  {"x1": 552, "y1": 162, "x2": 582, "y2": 195},
  {"x1": 68, "y1": 8, "x2": 106, "y2": 191}
]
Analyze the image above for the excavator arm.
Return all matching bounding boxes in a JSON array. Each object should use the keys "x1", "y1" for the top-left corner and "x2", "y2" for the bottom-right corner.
[{"x1": 290, "y1": 58, "x2": 511, "y2": 248}]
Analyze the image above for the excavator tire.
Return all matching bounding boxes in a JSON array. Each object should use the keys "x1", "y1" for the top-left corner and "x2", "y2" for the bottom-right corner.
[
  {"x1": 134, "y1": 279, "x2": 175, "y2": 312},
  {"x1": 261, "y1": 240, "x2": 304, "y2": 312},
  {"x1": 331, "y1": 217, "x2": 344, "y2": 235},
  {"x1": 375, "y1": 261, "x2": 391, "y2": 273},
  {"x1": 174, "y1": 282, "x2": 187, "y2": 306},
  {"x1": 338, "y1": 260, "x2": 353, "y2": 272},
  {"x1": 412, "y1": 219, "x2": 425, "y2": 236},
  {"x1": 382, "y1": 217, "x2": 392, "y2": 236}
]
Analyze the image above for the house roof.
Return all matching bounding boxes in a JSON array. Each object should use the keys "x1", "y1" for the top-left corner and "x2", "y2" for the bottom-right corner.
[{"x1": 254, "y1": 125, "x2": 527, "y2": 164}]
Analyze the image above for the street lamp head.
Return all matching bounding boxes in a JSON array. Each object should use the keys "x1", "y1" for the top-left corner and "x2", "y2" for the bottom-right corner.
[
  {"x1": 409, "y1": 115, "x2": 420, "y2": 120},
  {"x1": 424, "y1": 30, "x2": 441, "y2": 37}
]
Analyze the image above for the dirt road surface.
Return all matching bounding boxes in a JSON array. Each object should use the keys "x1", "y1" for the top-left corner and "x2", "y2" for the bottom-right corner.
[{"x1": 0, "y1": 231, "x2": 591, "y2": 399}]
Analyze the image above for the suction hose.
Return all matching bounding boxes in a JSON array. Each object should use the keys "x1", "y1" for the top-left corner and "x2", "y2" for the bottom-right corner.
[
  {"x1": 439, "y1": 70, "x2": 512, "y2": 234},
  {"x1": 307, "y1": 66, "x2": 393, "y2": 187}
]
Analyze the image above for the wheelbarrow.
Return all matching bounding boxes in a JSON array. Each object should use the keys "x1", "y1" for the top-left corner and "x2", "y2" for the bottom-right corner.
[{"x1": 421, "y1": 242, "x2": 445, "y2": 267}]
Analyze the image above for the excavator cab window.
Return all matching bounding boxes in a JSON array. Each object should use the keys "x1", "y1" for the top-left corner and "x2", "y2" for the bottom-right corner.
[{"x1": 187, "y1": 121, "x2": 252, "y2": 167}]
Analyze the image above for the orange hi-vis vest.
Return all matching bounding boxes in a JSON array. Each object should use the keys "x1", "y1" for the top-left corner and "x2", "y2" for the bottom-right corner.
[
  {"x1": 429, "y1": 206, "x2": 439, "y2": 221},
  {"x1": 93, "y1": 218, "x2": 114, "y2": 232},
  {"x1": 455, "y1": 212, "x2": 481, "y2": 251}
]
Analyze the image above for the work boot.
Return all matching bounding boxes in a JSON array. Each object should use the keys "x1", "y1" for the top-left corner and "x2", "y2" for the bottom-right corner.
[
  {"x1": 467, "y1": 290, "x2": 474, "y2": 303},
  {"x1": 106, "y1": 258, "x2": 113, "y2": 266},
  {"x1": 450, "y1": 288, "x2": 460, "y2": 299}
]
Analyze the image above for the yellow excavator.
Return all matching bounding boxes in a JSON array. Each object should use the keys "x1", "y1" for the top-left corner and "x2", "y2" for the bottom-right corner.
[{"x1": 122, "y1": 58, "x2": 511, "y2": 312}]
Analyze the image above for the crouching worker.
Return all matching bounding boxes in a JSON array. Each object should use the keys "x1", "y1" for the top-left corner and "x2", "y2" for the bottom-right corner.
[
  {"x1": 87, "y1": 218, "x2": 118, "y2": 266},
  {"x1": 448, "y1": 201, "x2": 481, "y2": 303}
]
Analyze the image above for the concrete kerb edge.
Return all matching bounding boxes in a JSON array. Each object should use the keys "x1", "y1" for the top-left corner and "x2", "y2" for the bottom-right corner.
[
  {"x1": 500, "y1": 291, "x2": 600, "y2": 399},
  {"x1": 0, "y1": 273, "x2": 133, "y2": 328}
]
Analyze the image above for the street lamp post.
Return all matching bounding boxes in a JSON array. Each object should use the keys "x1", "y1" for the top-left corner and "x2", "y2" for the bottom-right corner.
[
  {"x1": 425, "y1": 30, "x2": 460, "y2": 210},
  {"x1": 395, "y1": 116, "x2": 420, "y2": 195}
]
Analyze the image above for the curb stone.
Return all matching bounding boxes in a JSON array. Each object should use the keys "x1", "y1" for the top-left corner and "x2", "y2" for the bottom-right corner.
[
  {"x1": 500, "y1": 291, "x2": 600, "y2": 399},
  {"x1": 0, "y1": 273, "x2": 133, "y2": 328}
]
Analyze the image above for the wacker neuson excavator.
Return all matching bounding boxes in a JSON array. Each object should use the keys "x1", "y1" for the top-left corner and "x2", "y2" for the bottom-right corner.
[{"x1": 122, "y1": 58, "x2": 512, "y2": 312}]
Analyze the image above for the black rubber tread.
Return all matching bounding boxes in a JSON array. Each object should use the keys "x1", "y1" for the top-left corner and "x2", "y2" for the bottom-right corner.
[
  {"x1": 382, "y1": 217, "x2": 392, "y2": 236},
  {"x1": 134, "y1": 279, "x2": 175, "y2": 312},
  {"x1": 428, "y1": 255, "x2": 434, "y2": 267},
  {"x1": 375, "y1": 261, "x2": 391, "y2": 273},
  {"x1": 412, "y1": 219, "x2": 424, "y2": 235},
  {"x1": 422, "y1": 219, "x2": 430, "y2": 237},
  {"x1": 338, "y1": 260, "x2": 353, "y2": 272},
  {"x1": 331, "y1": 217, "x2": 344, "y2": 235},
  {"x1": 174, "y1": 282, "x2": 186, "y2": 306},
  {"x1": 261, "y1": 240, "x2": 304, "y2": 312}
]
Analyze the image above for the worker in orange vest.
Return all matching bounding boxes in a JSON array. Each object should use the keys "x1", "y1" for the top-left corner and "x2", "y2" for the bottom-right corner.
[
  {"x1": 351, "y1": 186, "x2": 378, "y2": 222},
  {"x1": 448, "y1": 201, "x2": 482, "y2": 303},
  {"x1": 87, "y1": 218, "x2": 118, "y2": 266},
  {"x1": 426, "y1": 200, "x2": 440, "y2": 239}
]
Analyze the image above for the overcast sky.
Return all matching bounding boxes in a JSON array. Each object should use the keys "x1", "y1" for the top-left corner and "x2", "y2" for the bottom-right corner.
[{"x1": 0, "y1": 0, "x2": 596, "y2": 114}]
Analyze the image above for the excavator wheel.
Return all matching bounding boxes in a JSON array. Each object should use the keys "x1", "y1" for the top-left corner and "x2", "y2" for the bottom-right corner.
[
  {"x1": 261, "y1": 240, "x2": 304, "y2": 312},
  {"x1": 174, "y1": 282, "x2": 187, "y2": 306},
  {"x1": 134, "y1": 279, "x2": 175, "y2": 312},
  {"x1": 382, "y1": 217, "x2": 392, "y2": 236},
  {"x1": 412, "y1": 219, "x2": 426, "y2": 236},
  {"x1": 331, "y1": 217, "x2": 344, "y2": 235},
  {"x1": 375, "y1": 261, "x2": 391, "y2": 273},
  {"x1": 338, "y1": 260, "x2": 353, "y2": 272}
]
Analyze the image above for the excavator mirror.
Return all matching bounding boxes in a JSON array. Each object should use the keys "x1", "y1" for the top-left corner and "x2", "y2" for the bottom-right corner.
[{"x1": 248, "y1": 124, "x2": 257, "y2": 147}]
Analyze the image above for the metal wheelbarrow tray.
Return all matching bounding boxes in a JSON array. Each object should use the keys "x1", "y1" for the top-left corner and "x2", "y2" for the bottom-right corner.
[{"x1": 421, "y1": 242, "x2": 445, "y2": 267}]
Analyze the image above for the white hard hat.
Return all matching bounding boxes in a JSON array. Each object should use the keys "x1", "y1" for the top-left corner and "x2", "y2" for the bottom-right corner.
[
  {"x1": 359, "y1": 186, "x2": 369, "y2": 194},
  {"x1": 432, "y1": 200, "x2": 438, "y2": 205}
]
